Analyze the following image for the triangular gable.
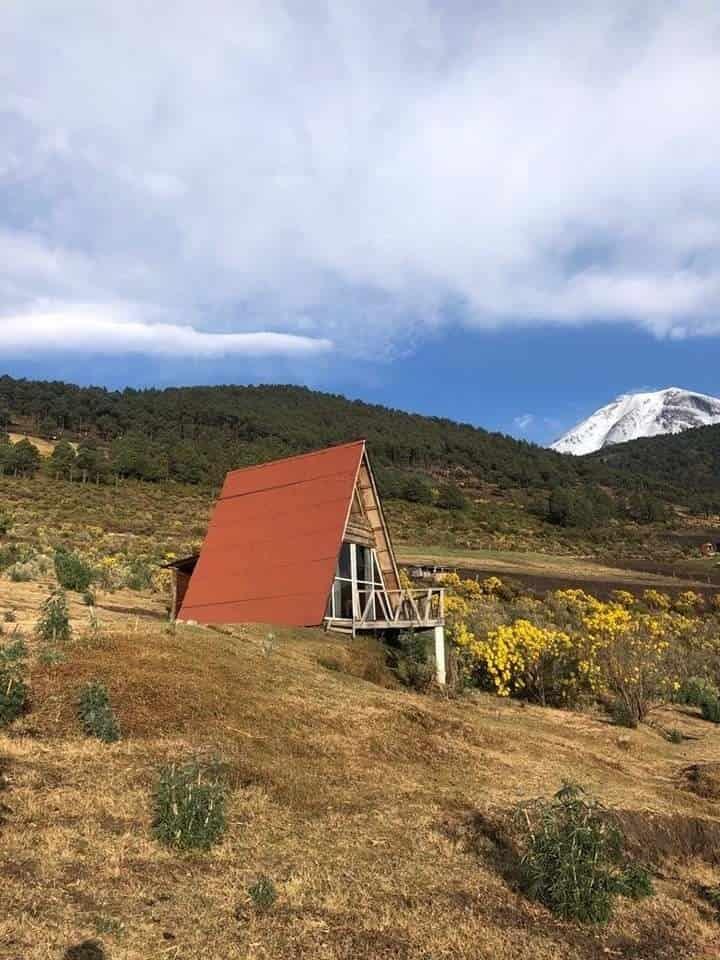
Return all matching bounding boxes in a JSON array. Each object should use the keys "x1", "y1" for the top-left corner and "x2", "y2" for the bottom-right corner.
[
  {"x1": 344, "y1": 450, "x2": 400, "y2": 592},
  {"x1": 178, "y1": 441, "x2": 365, "y2": 626}
]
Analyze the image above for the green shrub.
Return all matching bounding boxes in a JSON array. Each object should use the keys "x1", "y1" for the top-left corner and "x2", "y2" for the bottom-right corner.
[
  {"x1": 54, "y1": 548, "x2": 94, "y2": 592},
  {"x1": 248, "y1": 876, "x2": 277, "y2": 911},
  {"x1": 0, "y1": 510, "x2": 12, "y2": 535},
  {"x1": 676, "y1": 676, "x2": 719, "y2": 707},
  {"x1": 8, "y1": 563, "x2": 32, "y2": 582},
  {"x1": 78, "y1": 682, "x2": 120, "y2": 743},
  {"x1": 0, "y1": 545, "x2": 21, "y2": 572},
  {"x1": 515, "y1": 783, "x2": 653, "y2": 924},
  {"x1": 610, "y1": 698, "x2": 638, "y2": 729},
  {"x1": 666, "y1": 727, "x2": 683, "y2": 744},
  {"x1": 436, "y1": 482, "x2": 468, "y2": 511},
  {"x1": 125, "y1": 559, "x2": 153, "y2": 591},
  {"x1": 701, "y1": 696, "x2": 720, "y2": 723},
  {"x1": 388, "y1": 630, "x2": 435, "y2": 691},
  {"x1": 38, "y1": 647, "x2": 66, "y2": 666},
  {"x1": 36, "y1": 588, "x2": 72, "y2": 643},
  {"x1": 153, "y1": 761, "x2": 227, "y2": 850},
  {"x1": 700, "y1": 885, "x2": 720, "y2": 913},
  {"x1": 0, "y1": 638, "x2": 28, "y2": 726}
]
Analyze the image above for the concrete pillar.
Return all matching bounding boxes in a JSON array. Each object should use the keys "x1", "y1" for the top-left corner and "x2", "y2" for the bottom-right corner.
[{"x1": 434, "y1": 625, "x2": 446, "y2": 686}]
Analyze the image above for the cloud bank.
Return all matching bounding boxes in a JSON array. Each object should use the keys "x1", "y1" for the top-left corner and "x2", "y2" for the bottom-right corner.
[{"x1": 2, "y1": 1, "x2": 720, "y2": 357}]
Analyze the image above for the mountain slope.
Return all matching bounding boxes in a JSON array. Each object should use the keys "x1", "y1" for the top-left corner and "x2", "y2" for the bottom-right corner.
[{"x1": 552, "y1": 388, "x2": 720, "y2": 455}]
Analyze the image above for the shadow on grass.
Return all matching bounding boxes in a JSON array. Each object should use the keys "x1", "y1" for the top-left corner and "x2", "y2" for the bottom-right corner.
[{"x1": 64, "y1": 941, "x2": 106, "y2": 960}]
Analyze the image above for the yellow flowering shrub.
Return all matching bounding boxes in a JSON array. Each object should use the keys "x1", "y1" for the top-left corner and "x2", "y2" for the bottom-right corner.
[
  {"x1": 578, "y1": 604, "x2": 690, "y2": 724},
  {"x1": 442, "y1": 574, "x2": 720, "y2": 722},
  {"x1": 674, "y1": 591, "x2": 703, "y2": 615},
  {"x1": 642, "y1": 589, "x2": 671, "y2": 611},
  {"x1": 455, "y1": 618, "x2": 574, "y2": 703},
  {"x1": 609, "y1": 590, "x2": 636, "y2": 608}
]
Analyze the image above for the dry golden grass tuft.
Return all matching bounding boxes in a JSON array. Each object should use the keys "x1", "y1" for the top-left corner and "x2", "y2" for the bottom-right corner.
[{"x1": 3, "y1": 614, "x2": 720, "y2": 958}]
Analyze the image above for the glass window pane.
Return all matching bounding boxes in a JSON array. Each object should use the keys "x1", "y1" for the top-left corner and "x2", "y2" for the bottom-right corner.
[
  {"x1": 338, "y1": 542, "x2": 352, "y2": 579},
  {"x1": 339, "y1": 579, "x2": 353, "y2": 619},
  {"x1": 356, "y1": 545, "x2": 371, "y2": 583}
]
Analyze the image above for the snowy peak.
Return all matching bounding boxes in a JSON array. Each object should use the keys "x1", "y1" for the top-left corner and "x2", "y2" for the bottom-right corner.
[{"x1": 551, "y1": 388, "x2": 720, "y2": 456}]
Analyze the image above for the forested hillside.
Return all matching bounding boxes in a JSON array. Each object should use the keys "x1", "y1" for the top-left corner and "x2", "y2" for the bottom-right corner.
[
  {"x1": 0, "y1": 375, "x2": 717, "y2": 529},
  {"x1": 0, "y1": 374, "x2": 604, "y2": 491},
  {"x1": 590, "y1": 424, "x2": 720, "y2": 514}
]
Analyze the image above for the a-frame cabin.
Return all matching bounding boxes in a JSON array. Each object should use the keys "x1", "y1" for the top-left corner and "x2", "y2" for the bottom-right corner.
[{"x1": 170, "y1": 441, "x2": 446, "y2": 681}]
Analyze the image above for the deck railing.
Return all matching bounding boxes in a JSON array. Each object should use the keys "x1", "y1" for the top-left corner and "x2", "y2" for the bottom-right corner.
[{"x1": 356, "y1": 586, "x2": 444, "y2": 627}]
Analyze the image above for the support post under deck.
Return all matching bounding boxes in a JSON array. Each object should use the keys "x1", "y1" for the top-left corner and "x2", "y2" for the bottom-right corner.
[{"x1": 434, "y1": 625, "x2": 446, "y2": 686}]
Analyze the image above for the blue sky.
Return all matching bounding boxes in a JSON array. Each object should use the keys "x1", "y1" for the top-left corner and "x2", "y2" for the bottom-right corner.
[{"x1": 2, "y1": 2, "x2": 719, "y2": 446}]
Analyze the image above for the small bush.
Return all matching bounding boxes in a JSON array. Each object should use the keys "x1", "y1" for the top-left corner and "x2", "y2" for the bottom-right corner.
[
  {"x1": 54, "y1": 548, "x2": 94, "y2": 592},
  {"x1": 701, "y1": 696, "x2": 720, "y2": 724},
  {"x1": 515, "y1": 783, "x2": 653, "y2": 924},
  {"x1": 125, "y1": 559, "x2": 153, "y2": 591},
  {"x1": 700, "y1": 885, "x2": 720, "y2": 913},
  {"x1": 666, "y1": 727, "x2": 684, "y2": 744},
  {"x1": 0, "y1": 638, "x2": 28, "y2": 726},
  {"x1": 610, "y1": 699, "x2": 638, "y2": 729},
  {"x1": 36, "y1": 588, "x2": 72, "y2": 643},
  {"x1": 78, "y1": 682, "x2": 120, "y2": 743},
  {"x1": 83, "y1": 590, "x2": 96, "y2": 607},
  {"x1": 676, "y1": 676, "x2": 719, "y2": 708},
  {"x1": 153, "y1": 761, "x2": 227, "y2": 850},
  {"x1": 0, "y1": 510, "x2": 12, "y2": 535},
  {"x1": 388, "y1": 630, "x2": 435, "y2": 691},
  {"x1": 38, "y1": 647, "x2": 66, "y2": 666},
  {"x1": 248, "y1": 876, "x2": 277, "y2": 911},
  {"x1": 0, "y1": 545, "x2": 22, "y2": 572},
  {"x1": 4, "y1": 610, "x2": 16, "y2": 623},
  {"x1": 8, "y1": 563, "x2": 32, "y2": 582}
]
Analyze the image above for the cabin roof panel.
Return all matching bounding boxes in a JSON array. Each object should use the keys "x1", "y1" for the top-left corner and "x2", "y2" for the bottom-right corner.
[{"x1": 178, "y1": 440, "x2": 365, "y2": 626}]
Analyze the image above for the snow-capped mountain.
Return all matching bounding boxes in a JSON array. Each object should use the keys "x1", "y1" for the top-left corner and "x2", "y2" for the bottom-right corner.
[{"x1": 551, "y1": 388, "x2": 720, "y2": 456}]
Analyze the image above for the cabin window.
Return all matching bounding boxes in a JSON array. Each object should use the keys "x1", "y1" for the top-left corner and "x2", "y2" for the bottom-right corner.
[{"x1": 326, "y1": 542, "x2": 385, "y2": 620}]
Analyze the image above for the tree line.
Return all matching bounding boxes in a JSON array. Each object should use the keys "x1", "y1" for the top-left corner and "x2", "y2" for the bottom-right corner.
[
  {"x1": 0, "y1": 374, "x2": 718, "y2": 514},
  {"x1": 0, "y1": 375, "x2": 609, "y2": 493}
]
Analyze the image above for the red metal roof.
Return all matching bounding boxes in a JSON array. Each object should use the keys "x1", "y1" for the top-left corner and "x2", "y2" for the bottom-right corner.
[{"x1": 178, "y1": 440, "x2": 365, "y2": 626}]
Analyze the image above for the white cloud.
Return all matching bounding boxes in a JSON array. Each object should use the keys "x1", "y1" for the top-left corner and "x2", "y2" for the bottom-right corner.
[
  {"x1": 0, "y1": 306, "x2": 332, "y2": 357},
  {"x1": 513, "y1": 414, "x2": 535, "y2": 433},
  {"x1": 1, "y1": 2, "x2": 720, "y2": 354}
]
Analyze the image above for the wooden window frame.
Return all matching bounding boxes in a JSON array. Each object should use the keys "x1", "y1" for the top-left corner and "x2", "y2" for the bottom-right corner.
[{"x1": 327, "y1": 542, "x2": 385, "y2": 621}]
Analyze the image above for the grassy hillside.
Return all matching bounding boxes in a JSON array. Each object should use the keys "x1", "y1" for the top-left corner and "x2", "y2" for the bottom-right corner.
[
  {"x1": 1, "y1": 468, "x2": 715, "y2": 575},
  {"x1": 3, "y1": 610, "x2": 720, "y2": 959}
]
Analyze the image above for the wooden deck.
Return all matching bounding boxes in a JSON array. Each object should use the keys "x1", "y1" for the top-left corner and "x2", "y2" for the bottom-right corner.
[{"x1": 325, "y1": 587, "x2": 444, "y2": 633}]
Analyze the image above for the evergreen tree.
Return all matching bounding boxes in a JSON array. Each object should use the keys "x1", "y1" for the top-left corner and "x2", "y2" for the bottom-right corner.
[
  {"x1": 50, "y1": 440, "x2": 77, "y2": 480},
  {"x1": 76, "y1": 439, "x2": 101, "y2": 483},
  {"x1": 13, "y1": 439, "x2": 41, "y2": 477}
]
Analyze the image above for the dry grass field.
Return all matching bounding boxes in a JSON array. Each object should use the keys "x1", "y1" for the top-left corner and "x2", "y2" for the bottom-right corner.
[
  {"x1": 3, "y1": 473, "x2": 720, "y2": 957},
  {"x1": 3, "y1": 602, "x2": 720, "y2": 959}
]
